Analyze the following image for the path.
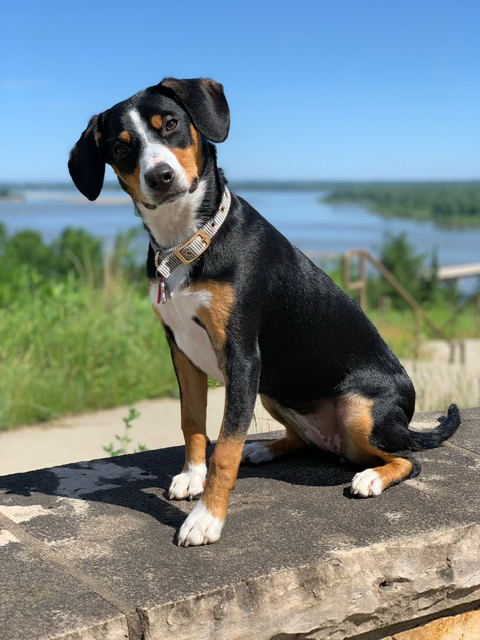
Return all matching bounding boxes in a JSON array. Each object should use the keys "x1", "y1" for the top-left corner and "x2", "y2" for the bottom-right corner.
[
  {"x1": 1, "y1": 340, "x2": 479, "y2": 476},
  {"x1": 0, "y1": 389, "x2": 280, "y2": 476}
]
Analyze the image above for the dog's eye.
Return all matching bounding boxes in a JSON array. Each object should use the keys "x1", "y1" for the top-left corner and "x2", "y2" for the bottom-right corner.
[
  {"x1": 165, "y1": 119, "x2": 178, "y2": 132},
  {"x1": 114, "y1": 144, "x2": 129, "y2": 156}
]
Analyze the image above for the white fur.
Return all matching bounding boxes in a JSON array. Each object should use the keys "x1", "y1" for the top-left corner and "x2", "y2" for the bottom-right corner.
[
  {"x1": 129, "y1": 108, "x2": 188, "y2": 192},
  {"x1": 169, "y1": 463, "x2": 207, "y2": 500},
  {"x1": 137, "y1": 180, "x2": 206, "y2": 248},
  {"x1": 129, "y1": 108, "x2": 206, "y2": 248},
  {"x1": 351, "y1": 469, "x2": 384, "y2": 497},
  {"x1": 150, "y1": 283, "x2": 224, "y2": 382},
  {"x1": 178, "y1": 500, "x2": 224, "y2": 546},
  {"x1": 242, "y1": 441, "x2": 274, "y2": 464}
]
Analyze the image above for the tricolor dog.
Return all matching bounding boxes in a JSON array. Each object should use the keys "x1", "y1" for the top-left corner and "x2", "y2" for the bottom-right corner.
[{"x1": 69, "y1": 77, "x2": 461, "y2": 547}]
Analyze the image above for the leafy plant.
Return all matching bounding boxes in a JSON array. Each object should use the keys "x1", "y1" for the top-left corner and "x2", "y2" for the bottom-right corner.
[{"x1": 102, "y1": 407, "x2": 148, "y2": 457}]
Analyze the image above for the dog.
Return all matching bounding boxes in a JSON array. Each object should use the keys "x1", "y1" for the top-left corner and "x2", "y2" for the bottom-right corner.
[{"x1": 68, "y1": 77, "x2": 461, "y2": 547}]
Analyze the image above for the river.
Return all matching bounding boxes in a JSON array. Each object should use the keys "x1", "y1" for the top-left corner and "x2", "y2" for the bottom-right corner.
[{"x1": 1, "y1": 188, "x2": 479, "y2": 267}]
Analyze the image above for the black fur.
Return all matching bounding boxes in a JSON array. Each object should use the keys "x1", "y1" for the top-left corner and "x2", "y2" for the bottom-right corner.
[
  {"x1": 160, "y1": 77, "x2": 230, "y2": 142},
  {"x1": 68, "y1": 115, "x2": 105, "y2": 201},
  {"x1": 409, "y1": 404, "x2": 461, "y2": 449},
  {"x1": 69, "y1": 77, "x2": 462, "y2": 516}
]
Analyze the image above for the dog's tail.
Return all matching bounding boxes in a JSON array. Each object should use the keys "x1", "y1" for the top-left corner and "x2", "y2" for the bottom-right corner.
[{"x1": 409, "y1": 404, "x2": 461, "y2": 450}]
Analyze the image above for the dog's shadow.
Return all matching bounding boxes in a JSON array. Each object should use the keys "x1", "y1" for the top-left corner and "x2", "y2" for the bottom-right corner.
[{"x1": 0, "y1": 437, "x2": 358, "y2": 543}]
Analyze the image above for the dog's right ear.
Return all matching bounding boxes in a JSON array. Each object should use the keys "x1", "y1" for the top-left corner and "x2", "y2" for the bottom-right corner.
[
  {"x1": 68, "y1": 114, "x2": 105, "y2": 201},
  {"x1": 160, "y1": 77, "x2": 230, "y2": 143}
]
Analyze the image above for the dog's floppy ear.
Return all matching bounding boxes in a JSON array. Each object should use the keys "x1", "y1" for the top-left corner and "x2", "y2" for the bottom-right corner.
[
  {"x1": 160, "y1": 77, "x2": 230, "y2": 143},
  {"x1": 68, "y1": 114, "x2": 105, "y2": 201}
]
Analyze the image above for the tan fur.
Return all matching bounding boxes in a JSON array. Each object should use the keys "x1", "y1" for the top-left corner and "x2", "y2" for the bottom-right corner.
[
  {"x1": 118, "y1": 130, "x2": 131, "y2": 142},
  {"x1": 112, "y1": 164, "x2": 145, "y2": 202},
  {"x1": 337, "y1": 393, "x2": 377, "y2": 463},
  {"x1": 258, "y1": 392, "x2": 413, "y2": 489},
  {"x1": 150, "y1": 115, "x2": 163, "y2": 129},
  {"x1": 371, "y1": 456, "x2": 413, "y2": 489},
  {"x1": 149, "y1": 279, "x2": 235, "y2": 475},
  {"x1": 151, "y1": 277, "x2": 238, "y2": 518},
  {"x1": 337, "y1": 392, "x2": 413, "y2": 489},
  {"x1": 189, "y1": 280, "x2": 235, "y2": 367},
  {"x1": 171, "y1": 346, "x2": 208, "y2": 468},
  {"x1": 202, "y1": 436, "x2": 244, "y2": 520},
  {"x1": 170, "y1": 125, "x2": 204, "y2": 183}
]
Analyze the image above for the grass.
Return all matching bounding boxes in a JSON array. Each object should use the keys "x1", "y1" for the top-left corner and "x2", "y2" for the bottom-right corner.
[
  {"x1": 0, "y1": 225, "x2": 478, "y2": 430},
  {"x1": 366, "y1": 305, "x2": 480, "y2": 359},
  {"x1": 2, "y1": 272, "x2": 477, "y2": 429},
  {"x1": 0, "y1": 273, "x2": 177, "y2": 429}
]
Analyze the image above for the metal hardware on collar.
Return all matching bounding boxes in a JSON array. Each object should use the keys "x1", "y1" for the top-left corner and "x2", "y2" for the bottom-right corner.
[
  {"x1": 150, "y1": 188, "x2": 231, "y2": 279},
  {"x1": 175, "y1": 229, "x2": 211, "y2": 265}
]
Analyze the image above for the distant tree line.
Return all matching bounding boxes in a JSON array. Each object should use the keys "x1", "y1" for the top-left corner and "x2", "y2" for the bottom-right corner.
[{"x1": 323, "y1": 182, "x2": 480, "y2": 226}]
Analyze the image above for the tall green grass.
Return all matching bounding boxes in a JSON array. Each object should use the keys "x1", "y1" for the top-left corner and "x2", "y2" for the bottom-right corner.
[
  {"x1": 0, "y1": 223, "x2": 179, "y2": 429},
  {"x1": 0, "y1": 274, "x2": 176, "y2": 429},
  {"x1": 0, "y1": 224, "x2": 478, "y2": 429}
]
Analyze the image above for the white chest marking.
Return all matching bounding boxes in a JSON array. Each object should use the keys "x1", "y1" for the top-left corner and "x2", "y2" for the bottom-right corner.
[{"x1": 150, "y1": 283, "x2": 224, "y2": 382}]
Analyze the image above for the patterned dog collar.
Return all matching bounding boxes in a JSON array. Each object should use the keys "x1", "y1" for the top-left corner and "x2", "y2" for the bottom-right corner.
[{"x1": 149, "y1": 188, "x2": 232, "y2": 279}]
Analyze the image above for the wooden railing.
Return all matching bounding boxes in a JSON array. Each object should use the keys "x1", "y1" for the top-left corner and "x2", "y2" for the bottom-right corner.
[{"x1": 340, "y1": 249, "x2": 464, "y2": 363}]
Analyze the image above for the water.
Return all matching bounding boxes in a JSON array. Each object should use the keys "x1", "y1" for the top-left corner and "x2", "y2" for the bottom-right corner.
[{"x1": 1, "y1": 188, "x2": 479, "y2": 268}]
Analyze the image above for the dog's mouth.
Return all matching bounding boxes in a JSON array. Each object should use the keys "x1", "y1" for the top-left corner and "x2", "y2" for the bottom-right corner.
[
  {"x1": 141, "y1": 179, "x2": 199, "y2": 209},
  {"x1": 141, "y1": 190, "x2": 185, "y2": 209}
]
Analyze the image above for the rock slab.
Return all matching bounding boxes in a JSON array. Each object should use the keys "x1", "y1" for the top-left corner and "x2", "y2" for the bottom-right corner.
[{"x1": 1, "y1": 408, "x2": 480, "y2": 639}]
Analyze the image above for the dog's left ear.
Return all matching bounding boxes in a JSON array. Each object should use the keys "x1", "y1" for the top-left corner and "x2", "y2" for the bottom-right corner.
[
  {"x1": 160, "y1": 77, "x2": 230, "y2": 143},
  {"x1": 68, "y1": 114, "x2": 105, "y2": 201}
]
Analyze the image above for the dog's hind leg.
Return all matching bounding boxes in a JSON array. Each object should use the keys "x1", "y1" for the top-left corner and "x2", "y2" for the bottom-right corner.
[
  {"x1": 338, "y1": 392, "x2": 420, "y2": 498},
  {"x1": 350, "y1": 455, "x2": 417, "y2": 497},
  {"x1": 242, "y1": 394, "x2": 308, "y2": 464}
]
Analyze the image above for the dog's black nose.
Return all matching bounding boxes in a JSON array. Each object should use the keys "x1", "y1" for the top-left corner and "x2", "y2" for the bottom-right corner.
[{"x1": 145, "y1": 163, "x2": 175, "y2": 191}]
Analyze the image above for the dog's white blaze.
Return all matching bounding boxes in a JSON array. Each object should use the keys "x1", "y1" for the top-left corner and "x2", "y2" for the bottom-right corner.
[
  {"x1": 129, "y1": 108, "x2": 187, "y2": 187},
  {"x1": 129, "y1": 108, "x2": 206, "y2": 247},
  {"x1": 178, "y1": 500, "x2": 224, "y2": 546},
  {"x1": 150, "y1": 283, "x2": 224, "y2": 382}
]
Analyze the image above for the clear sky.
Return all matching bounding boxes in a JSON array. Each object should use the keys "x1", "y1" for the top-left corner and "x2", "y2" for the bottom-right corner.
[{"x1": 1, "y1": 0, "x2": 479, "y2": 182}]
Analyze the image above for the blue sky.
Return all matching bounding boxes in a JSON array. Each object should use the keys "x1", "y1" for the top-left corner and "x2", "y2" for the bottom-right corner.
[{"x1": 1, "y1": 0, "x2": 479, "y2": 182}]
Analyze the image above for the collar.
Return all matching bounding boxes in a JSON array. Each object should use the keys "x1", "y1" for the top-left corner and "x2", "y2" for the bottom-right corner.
[{"x1": 149, "y1": 188, "x2": 231, "y2": 279}]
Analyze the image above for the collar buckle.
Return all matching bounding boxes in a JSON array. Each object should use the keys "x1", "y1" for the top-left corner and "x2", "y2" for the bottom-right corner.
[{"x1": 175, "y1": 229, "x2": 211, "y2": 265}]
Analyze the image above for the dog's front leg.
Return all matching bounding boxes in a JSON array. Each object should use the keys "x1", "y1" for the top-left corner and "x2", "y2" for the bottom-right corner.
[
  {"x1": 177, "y1": 343, "x2": 261, "y2": 546},
  {"x1": 168, "y1": 344, "x2": 208, "y2": 501}
]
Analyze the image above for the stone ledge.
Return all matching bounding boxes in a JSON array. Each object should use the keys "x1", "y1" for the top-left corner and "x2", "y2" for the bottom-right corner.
[{"x1": 0, "y1": 408, "x2": 479, "y2": 640}]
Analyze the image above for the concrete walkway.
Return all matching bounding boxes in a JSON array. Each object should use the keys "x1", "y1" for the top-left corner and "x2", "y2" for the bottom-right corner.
[{"x1": 0, "y1": 389, "x2": 280, "y2": 476}]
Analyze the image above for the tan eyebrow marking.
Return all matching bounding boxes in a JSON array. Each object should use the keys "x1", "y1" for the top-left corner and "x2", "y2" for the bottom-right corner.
[
  {"x1": 150, "y1": 115, "x2": 163, "y2": 129},
  {"x1": 118, "y1": 130, "x2": 131, "y2": 142}
]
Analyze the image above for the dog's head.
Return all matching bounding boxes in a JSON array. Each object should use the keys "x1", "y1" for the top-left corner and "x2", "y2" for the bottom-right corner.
[{"x1": 68, "y1": 78, "x2": 230, "y2": 206}]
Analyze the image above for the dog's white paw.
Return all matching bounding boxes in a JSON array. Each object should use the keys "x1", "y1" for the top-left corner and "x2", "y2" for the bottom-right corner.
[
  {"x1": 351, "y1": 469, "x2": 384, "y2": 498},
  {"x1": 242, "y1": 441, "x2": 274, "y2": 464},
  {"x1": 177, "y1": 501, "x2": 224, "y2": 546},
  {"x1": 169, "y1": 464, "x2": 206, "y2": 500}
]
